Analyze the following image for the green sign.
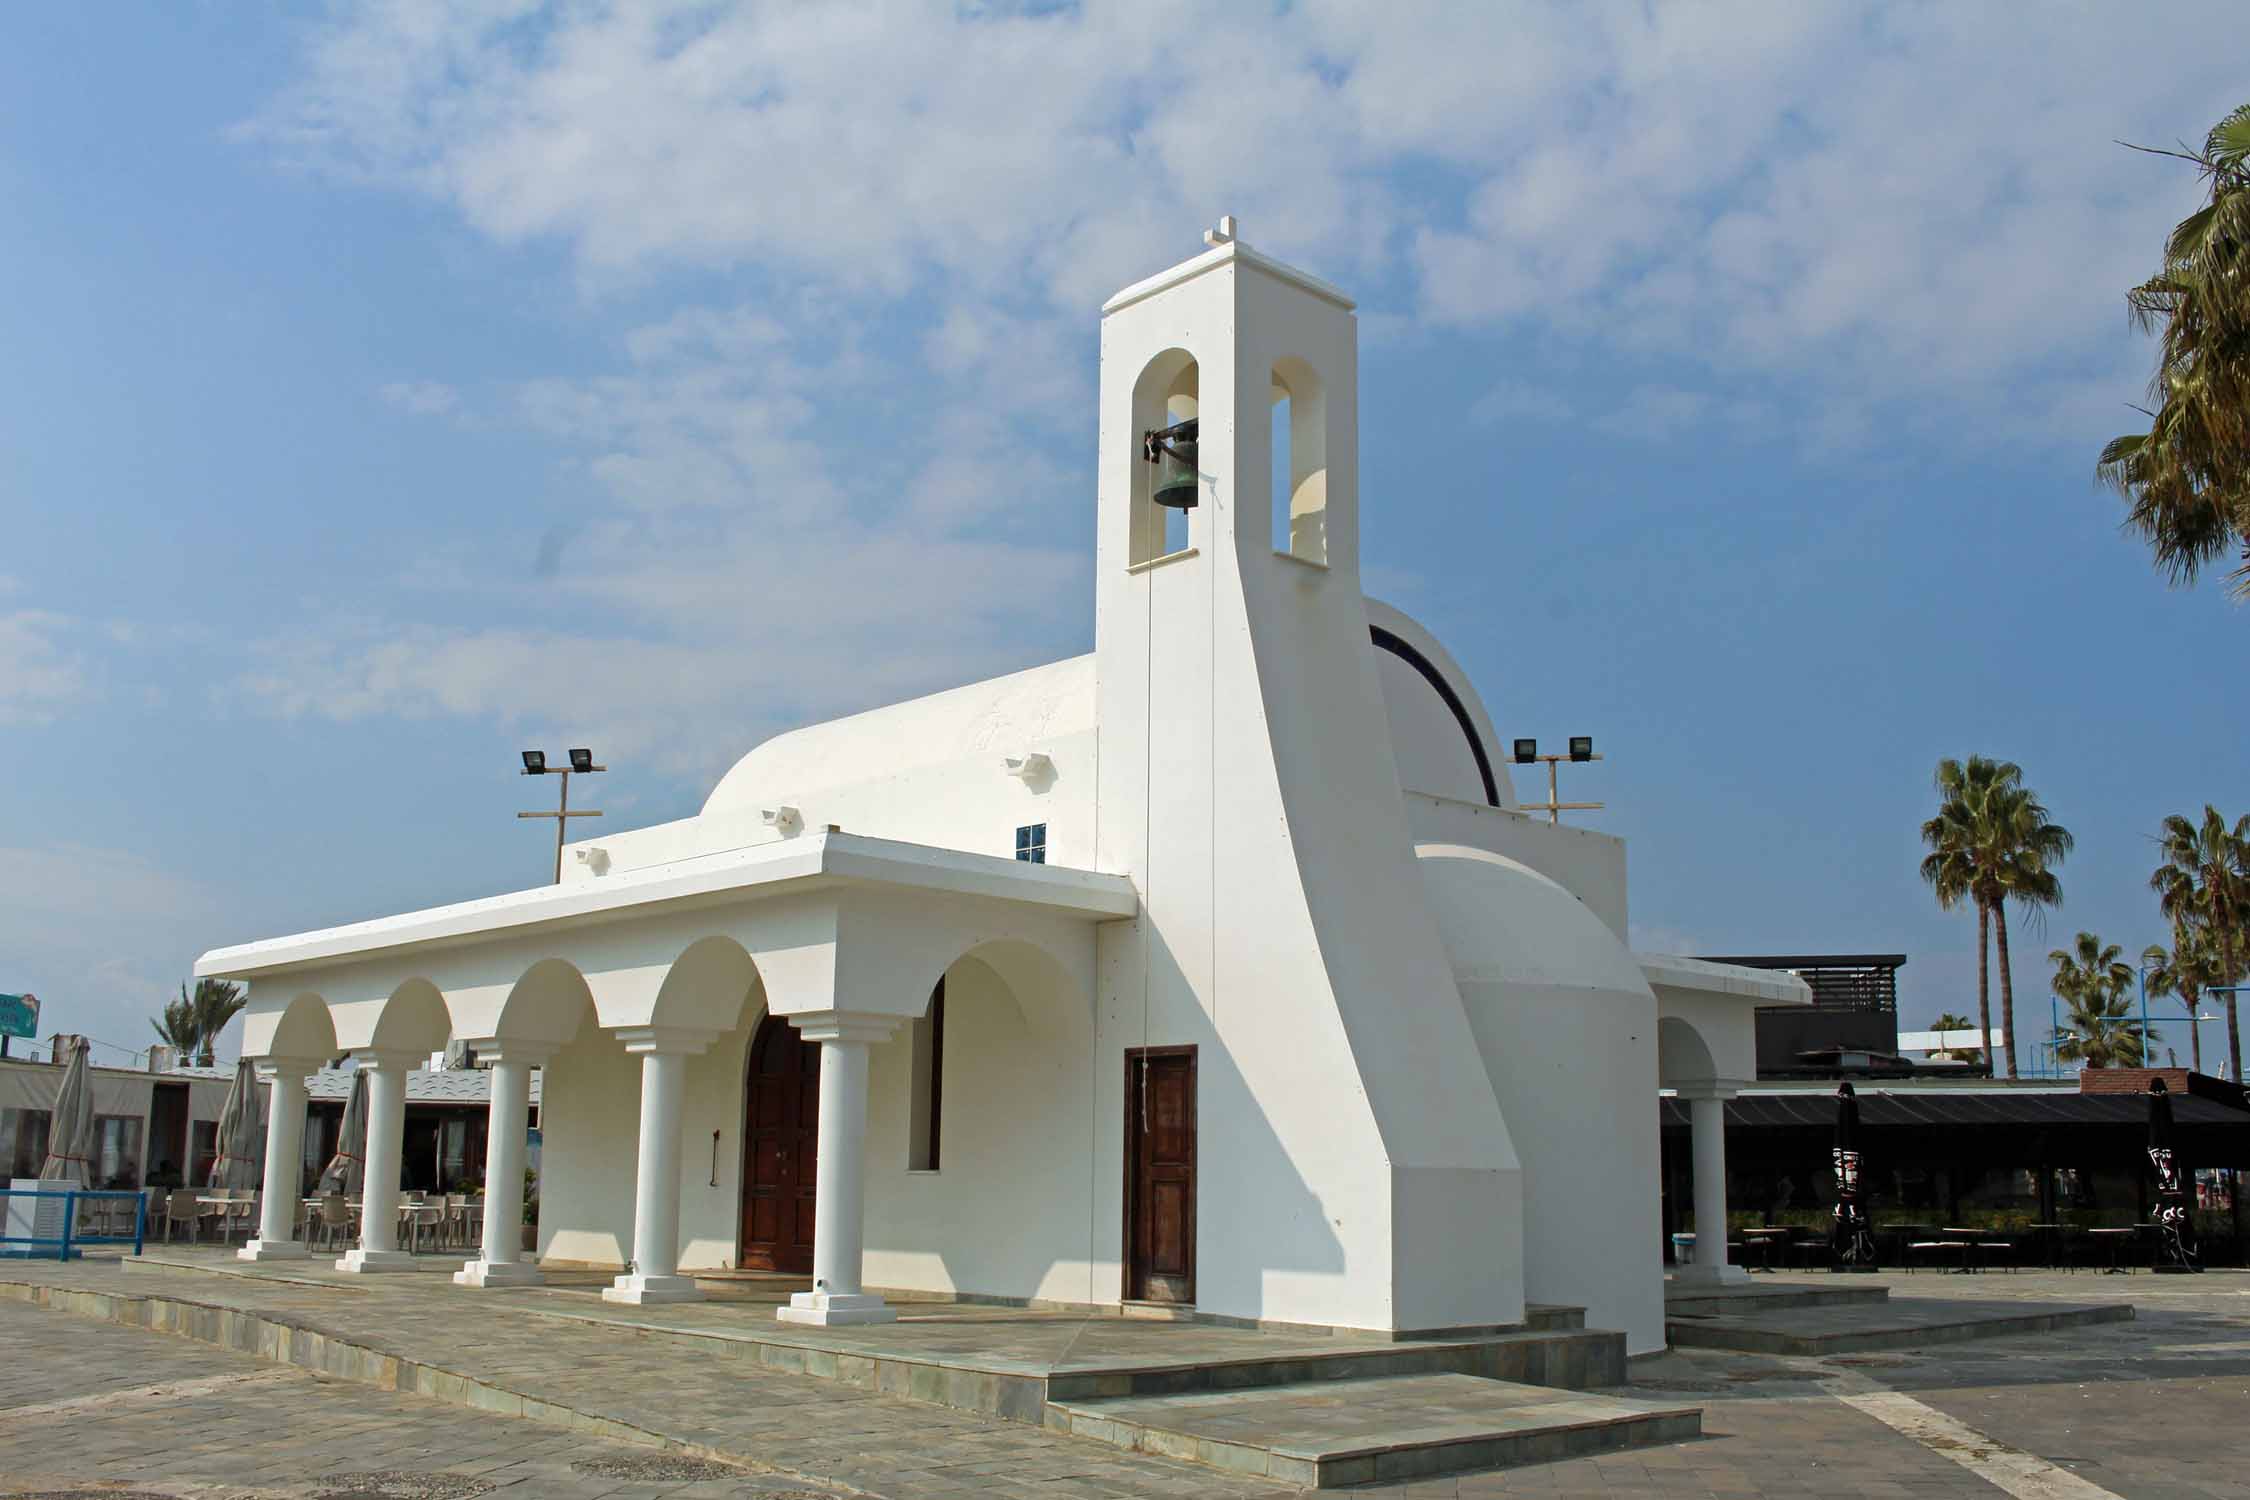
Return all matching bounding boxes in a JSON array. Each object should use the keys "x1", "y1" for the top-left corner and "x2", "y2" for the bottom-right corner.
[{"x1": 0, "y1": 993, "x2": 37, "y2": 1041}]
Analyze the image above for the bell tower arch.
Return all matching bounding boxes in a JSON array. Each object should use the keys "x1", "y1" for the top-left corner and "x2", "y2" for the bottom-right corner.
[{"x1": 1090, "y1": 222, "x2": 1523, "y2": 1333}]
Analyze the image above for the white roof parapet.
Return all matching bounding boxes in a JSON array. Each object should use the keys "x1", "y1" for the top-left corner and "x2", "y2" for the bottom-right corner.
[
  {"x1": 1636, "y1": 953, "x2": 1812, "y2": 1007},
  {"x1": 1101, "y1": 237, "x2": 1356, "y2": 317},
  {"x1": 196, "y1": 831, "x2": 1139, "y2": 981}
]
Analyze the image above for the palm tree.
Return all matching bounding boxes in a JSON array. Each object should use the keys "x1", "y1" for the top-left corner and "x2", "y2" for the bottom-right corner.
[
  {"x1": 150, "y1": 996, "x2": 200, "y2": 1059},
  {"x1": 2144, "y1": 928, "x2": 2226, "y2": 1074},
  {"x1": 1927, "y1": 1011, "x2": 1981, "y2": 1063},
  {"x1": 2151, "y1": 806, "x2": 2250, "y2": 1079},
  {"x1": 1922, "y1": 757, "x2": 2073, "y2": 1079},
  {"x1": 2099, "y1": 103, "x2": 2250, "y2": 593},
  {"x1": 2051, "y1": 932, "x2": 2145, "y2": 1067},
  {"x1": 2053, "y1": 990, "x2": 2150, "y2": 1069},
  {"x1": 182, "y1": 978, "x2": 246, "y2": 1067}
]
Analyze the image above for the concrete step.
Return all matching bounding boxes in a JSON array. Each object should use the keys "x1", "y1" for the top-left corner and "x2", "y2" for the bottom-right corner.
[
  {"x1": 1040, "y1": 1323, "x2": 1627, "y2": 1403},
  {"x1": 1666, "y1": 1295, "x2": 2133, "y2": 1355},
  {"x1": 1051, "y1": 1371, "x2": 1700, "y2": 1488},
  {"x1": 1665, "y1": 1281, "x2": 1891, "y2": 1318}
]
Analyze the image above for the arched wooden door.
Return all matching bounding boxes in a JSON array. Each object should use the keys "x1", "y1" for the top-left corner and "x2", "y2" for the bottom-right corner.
[{"x1": 740, "y1": 1015, "x2": 819, "y2": 1273}]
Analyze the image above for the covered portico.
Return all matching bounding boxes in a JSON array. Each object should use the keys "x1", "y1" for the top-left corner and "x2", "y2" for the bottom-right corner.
[
  {"x1": 1646, "y1": 955, "x2": 1804, "y2": 1287},
  {"x1": 200, "y1": 831, "x2": 1135, "y2": 1324}
]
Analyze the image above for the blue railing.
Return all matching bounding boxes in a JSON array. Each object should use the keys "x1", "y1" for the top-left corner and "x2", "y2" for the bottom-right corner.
[{"x1": 0, "y1": 1188, "x2": 148, "y2": 1259}]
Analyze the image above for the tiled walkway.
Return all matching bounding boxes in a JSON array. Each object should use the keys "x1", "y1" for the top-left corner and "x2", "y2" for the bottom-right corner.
[{"x1": 7, "y1": 1258, "x2": 2250, "y2": 1497}]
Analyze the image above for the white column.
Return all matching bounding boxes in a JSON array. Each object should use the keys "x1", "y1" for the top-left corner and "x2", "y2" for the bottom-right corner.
[
  {"x1": 240, "y1": 1057, "x2": 320, "y2": 1262},
  {"x1": 338, "y1": 1049, "x2": 419, "y2": 1273},
  {"x1": 455, "y1": 1044, "x2": 550, "y2": 1288},
  {"x1": 1676, "y1": 1086, "x2": 1749, "y2": 1286},
  {"x1": 779, "y1": 1011, "x2": 900, "y2": 1327},
  {"x1": 603, "y1": 1027, "x2": 717, "y2": 1305}
]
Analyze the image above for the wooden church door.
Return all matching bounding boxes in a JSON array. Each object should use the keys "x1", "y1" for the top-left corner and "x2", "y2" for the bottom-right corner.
[
  {"x1": 1124, "y1": 1046, "x2": 1197, "y2": 1303},
  {"x1": 740, "y1": 1015, "x2": 819, "y2": 1273}
]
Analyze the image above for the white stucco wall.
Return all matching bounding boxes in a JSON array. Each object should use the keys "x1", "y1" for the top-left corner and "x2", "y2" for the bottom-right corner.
[
  {"x1": 862, "y1": 955, "x2": 1097, "y2": 1302},
  {"x1": 1416, "y1": 844, "x2": 1666, "y2": 1355}
]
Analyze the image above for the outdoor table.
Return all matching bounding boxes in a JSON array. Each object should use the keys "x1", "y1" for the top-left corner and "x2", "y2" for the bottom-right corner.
[
  {"x1": 2088, "y1": 1226, "x2": 2140, "y2": 1274},
  {"x1": 196, "y1": 1195, "x2": 254, "y2": 1245},
  {"x1": 1742, "y1": 1227, "x2": 1791, "y2": 1273},
  {"x1": 1939, "y1": 1227, "x2": 1982, "y2": 1273},
  {"x1": 2027, "y1": 1222, "x2": 2066, "y2": 1269}
]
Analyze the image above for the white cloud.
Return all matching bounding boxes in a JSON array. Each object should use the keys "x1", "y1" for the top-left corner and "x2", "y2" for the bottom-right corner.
[
  {"x1": 224, "y1": 2, "x2": 2247, "y2": 790},
  {"x1": 0, "y1": 609, "x2": 89, "y2": 725},
  {"x1": 0, "y1": 845, "x2": 222, "y2": 1062},
  {"x1": 1469, "y1": 381, "x2": 1573, "y2": 427},
  {"x1": 244, "y1": 2, "x2": 2241, "y2": 439},
  {"x1": 379, "y1": 379, "x2": 461, "y2": 417}
]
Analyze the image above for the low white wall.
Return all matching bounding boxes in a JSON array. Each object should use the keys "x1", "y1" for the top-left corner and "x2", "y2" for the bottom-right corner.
[{"x1": 1407, "y1": 793, "x2": 1628, "y2": 940}]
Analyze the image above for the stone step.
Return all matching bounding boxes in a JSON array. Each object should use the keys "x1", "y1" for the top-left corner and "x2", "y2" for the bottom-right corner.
[
  {"x1": 1051, "y1": 1371, "x2": 1700, "y2": 1488},
  {"x1": 1040, "y1": 1324, "x2": 1626, "y2": 1403},
  {"x1": 1665, "y1": 1295, "x2": 2133, "y2": 1355},
  {"x1": 1665, "y1": 1281, "x2": 1891, "y2": 1318}
]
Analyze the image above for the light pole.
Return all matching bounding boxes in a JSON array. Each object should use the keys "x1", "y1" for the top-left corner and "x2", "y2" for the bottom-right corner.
[
  {"x1": 1512, "y1": 736, "x2": 1604, "y2": 825},
  {"x1": 519, "y1": 749, "x2": 604, "y2": 885}
]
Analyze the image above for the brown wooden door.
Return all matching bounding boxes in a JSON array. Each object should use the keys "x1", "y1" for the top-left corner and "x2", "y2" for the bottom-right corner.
[
  {"x1": 741, "y1": 1016, "x2": 819, "y2": 1273},
  {"x1": 1124, "y1": 1046, "x2": 1196, "y2": 1304}
]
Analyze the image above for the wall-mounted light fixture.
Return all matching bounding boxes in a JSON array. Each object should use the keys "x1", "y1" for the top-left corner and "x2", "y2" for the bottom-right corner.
[
  {"x1": 762, "y1": 805, "x2": 803, "y2": 835},
  {"x1": 1003, "y1": 752, "x2": 1054, "y2": 782}
]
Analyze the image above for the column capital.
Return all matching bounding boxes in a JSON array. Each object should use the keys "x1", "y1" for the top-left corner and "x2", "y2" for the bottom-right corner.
[
  {"x1": 610, "y1": 1025, "x2": 721, "y2": 1057},
  {"x1": 785, "y1": 1009, "x2": 900, "y2": 1046},
  {"x1": 350, "y1": 1047, "x2": 427, "y2": 1075},
  {"x1": 252, "y1": 1056, "x2": 325, "y2": 1084},
  {"x1": 458, "y1": 1038, "x2": 557, "y2": 1067}
]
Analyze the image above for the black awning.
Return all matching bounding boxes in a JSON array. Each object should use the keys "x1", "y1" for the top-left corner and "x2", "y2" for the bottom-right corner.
[{"x1": 1660, "y1": 1090, "x2": 2250, "y2": 1131}]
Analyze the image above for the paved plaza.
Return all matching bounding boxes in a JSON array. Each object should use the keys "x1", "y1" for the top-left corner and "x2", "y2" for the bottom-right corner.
[{"x1": 1, "y1": 1258, "x2": 2246, "y2": 1498}]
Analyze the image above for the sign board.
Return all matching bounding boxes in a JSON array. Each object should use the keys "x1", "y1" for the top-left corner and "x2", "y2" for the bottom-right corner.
[{"x1": 0, "y1": 993, "x2": 37, "y2": 1041}]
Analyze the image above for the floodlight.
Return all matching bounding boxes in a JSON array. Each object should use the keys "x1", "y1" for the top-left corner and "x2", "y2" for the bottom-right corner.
[
  {"x1": 1512, "y1": 738, "x2": 1538, "y2": 764},
  {"x1": 569, "y1": 748, "x2": 595, "y2": 773},
  {"x1": 521, "y1": 750, "x2": 547, "y2": 774},
  {"x1": 1569, "y1": 736, "x2": 1594, "y2": 762}
]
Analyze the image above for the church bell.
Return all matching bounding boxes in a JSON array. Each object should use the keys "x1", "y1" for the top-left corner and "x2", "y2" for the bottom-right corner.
[{"x1": 1142, "y1": 417, "x2": 1199, "y2": 510}]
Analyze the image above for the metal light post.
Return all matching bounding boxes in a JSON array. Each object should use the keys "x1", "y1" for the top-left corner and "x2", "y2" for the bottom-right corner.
[
  {"x1": 1512, "y1": 736, "x2": 1604, "y2": 825},
  {"x1": 519, "y1": 749, "x2": 604, "y2": 885}
]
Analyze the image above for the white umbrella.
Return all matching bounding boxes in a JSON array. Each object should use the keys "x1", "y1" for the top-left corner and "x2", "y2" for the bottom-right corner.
[
  {"x1": 37, "y1": 1035, "x2": 94, "y2": 1187},
  {"x1": 208, "y1": 1057, "x2": 266, "y2": 1190},
  {"x1": 317, "y1": 1069, "x2": 368, "y2": 1197}
]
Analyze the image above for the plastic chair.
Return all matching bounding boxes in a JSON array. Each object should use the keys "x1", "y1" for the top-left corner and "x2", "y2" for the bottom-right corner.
[
  {"x1": 164, "y1": 1188, "x2": 201, "y2": 1243},
  {"x1": 315, "y1": 1194, "x2": 355, "y2": 1251}
]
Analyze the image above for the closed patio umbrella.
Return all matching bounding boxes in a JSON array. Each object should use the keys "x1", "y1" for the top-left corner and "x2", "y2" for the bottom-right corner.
[
  {"x1": 37, "y1": 1035, "x2": 94, "y2": 1188},
  {"x1": 208, "y1": 1057, "x2": 266, "y2": 1191},
  {"x1": 317, "y1": 1069, "x2": 368, "y2": 1198},
  {"x1": 1829, "y1": 1081, "x2": 1876, "y2": 1268},
  {"x1": 2147, "y1": 1077, "x2": 2199, "y2": 1272}
]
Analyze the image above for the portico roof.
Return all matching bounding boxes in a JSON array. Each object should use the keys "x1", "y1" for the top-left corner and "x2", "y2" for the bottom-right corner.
[{"x1": 196, "y1": 831, "x2": 1138, "y2": 981}]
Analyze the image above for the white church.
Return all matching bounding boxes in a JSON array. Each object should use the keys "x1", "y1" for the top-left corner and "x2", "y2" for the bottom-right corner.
[{"x1": 201, "y1": 223, "x2": 1802, "y2": 1356}]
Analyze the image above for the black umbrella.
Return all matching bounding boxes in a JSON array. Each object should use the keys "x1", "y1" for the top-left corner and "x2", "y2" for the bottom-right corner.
[
  {"x1": 2148, "y1": 1077, "x2": 2199, "y2": 1272},
  {"x1": 1830, "y1": 1081, "x2": 1876, "y2": 1268}
]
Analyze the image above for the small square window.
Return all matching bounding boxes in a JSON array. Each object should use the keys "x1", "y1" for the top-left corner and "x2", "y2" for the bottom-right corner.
[{"x1": 1014, "y1": 823, "x2": 1047, "y2": 863}]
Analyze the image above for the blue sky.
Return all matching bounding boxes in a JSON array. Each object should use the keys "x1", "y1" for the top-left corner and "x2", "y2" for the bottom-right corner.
[{"x1": 4, "y1": 3, "x2": 2246, "y2": 1070}]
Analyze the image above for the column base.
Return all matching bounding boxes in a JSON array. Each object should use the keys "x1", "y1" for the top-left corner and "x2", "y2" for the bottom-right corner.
[
  {"x1": 601, "y1": 1273, "x2": 703, "y2": 1305},
  {"x1": 237, "y1": 1239, "x2": 309, "y2": 1262},
  {"x1": 336, "y1": 1248, "x2": 418, "y2": 1273},
  {"x1": 777, "y1": 1290, "x2": 897, "y2": 1326},
  {"x1": 1670, "y1": 1263, "x2": 1752, "y2": 1287},
  {"x1": 453, "y1": 1258, "x2": 545, "y2": 1288}
]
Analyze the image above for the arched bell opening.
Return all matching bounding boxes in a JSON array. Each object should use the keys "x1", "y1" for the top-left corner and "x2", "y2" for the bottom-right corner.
[
  {"x1": 1269, "y1": 356, "x2": 1327, "y2": 564},
  {"x1": 1130, "y1": 349, "x2": 1199, "y2": 566}
]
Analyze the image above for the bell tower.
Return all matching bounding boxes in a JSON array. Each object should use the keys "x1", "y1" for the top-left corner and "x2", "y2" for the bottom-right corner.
[{"x1": 1091, "y1": 222, "x2": 1522, "y2": 1333}]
